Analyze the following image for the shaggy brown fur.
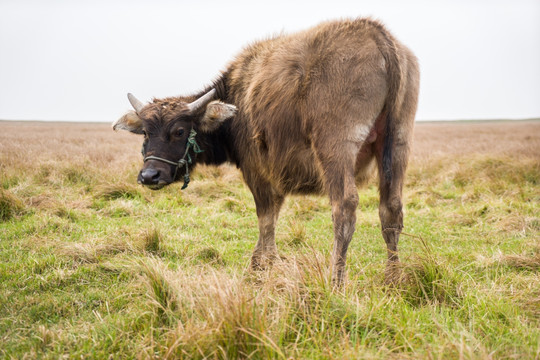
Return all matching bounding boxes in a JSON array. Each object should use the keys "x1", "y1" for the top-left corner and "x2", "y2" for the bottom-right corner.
[{"x1": 114, "y1": 18, "x2": 420, "y2": 285}]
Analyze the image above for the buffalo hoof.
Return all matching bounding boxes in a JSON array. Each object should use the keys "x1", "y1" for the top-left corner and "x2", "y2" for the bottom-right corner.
[
  {"x1": 250, "y1": 252, "x2": 278, "y2": 271},
  {"x1": 384, "y1": 261, "x2": 403, "y2": 286}
]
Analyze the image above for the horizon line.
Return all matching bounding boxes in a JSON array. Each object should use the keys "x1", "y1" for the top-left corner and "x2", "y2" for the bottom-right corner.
[{"x1": 1, "y1": 117, "x2": 539, "y2": 124}]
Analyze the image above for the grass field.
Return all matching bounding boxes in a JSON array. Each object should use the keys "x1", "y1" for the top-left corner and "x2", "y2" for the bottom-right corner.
[{"x1": 1, "y1": 120, "x2": 539, "y2": 359}]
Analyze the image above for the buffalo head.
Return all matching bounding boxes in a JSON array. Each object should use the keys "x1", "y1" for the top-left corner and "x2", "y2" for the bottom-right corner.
[{"x1": 113, "y1": 89, "x2": 236, "y2": 189}]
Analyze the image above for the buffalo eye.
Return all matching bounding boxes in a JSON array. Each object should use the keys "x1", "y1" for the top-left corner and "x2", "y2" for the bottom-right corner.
[{"x1": 175, "y1": 128, "x2": 185, "y2": 137}]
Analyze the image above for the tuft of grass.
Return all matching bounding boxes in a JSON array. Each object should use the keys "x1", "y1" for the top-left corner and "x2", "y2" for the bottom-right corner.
[
  {"x1": 60, "y1": 165, "x2": 94, "y2": 186},
  {"x1": 400, "y1": 255, "x2": 463, "y2": 308},
  {"x1": 53, "y1": 205, "x2": 80, "y2": 221},
  {"x1": 59, "y1": 238, "x2": 132, "y2": 264},
  {"x1": 0, "y1": 188, "x2": 24, "y2": 221},
  {"x1": 58, "y1": 227, "x2": 165, "y2": 263},
  {"x1": 221, "y1": 197, "x2": 246, "y2": 213},
  {"x1": 94, "y1": 183, "x2": 147, "y2": 201},
  {"x1": 138, "y1": 227, "x2": 162, "y2": 254},
  {"x1": 0, "y1": 174, "x2": 20, "y2": 189},
  {"x1": 499, "y1": 248, "x2": 540, "y2": 271},
  {"x1": 196, "y1": 247, "x2": 224, "y2": 265},
  {"x1": 35, "y1": 325, "x2": 56, "y2": 350},
  {"x1": 141, "y1": 255, "x2": 335, "y2": 359},
  {"x1": 287, "y1": 220, "x2": 306, "y2": 247},
  {"x1": 139, "y1": 258, "x2": 178, "y2": 324},
  {"x1": 395, "y1": 235, "x2": 465, "y2": 308}
]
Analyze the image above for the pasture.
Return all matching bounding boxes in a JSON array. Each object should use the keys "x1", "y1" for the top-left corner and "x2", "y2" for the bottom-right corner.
[{"x1": 0, "y1": 120, "x2": 539, "y2": 359}]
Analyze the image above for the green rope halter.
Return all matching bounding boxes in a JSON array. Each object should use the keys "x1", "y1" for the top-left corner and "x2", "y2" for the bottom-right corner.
[{"x1": 143, "y1": 129, "x2": 204, "y2": 190}]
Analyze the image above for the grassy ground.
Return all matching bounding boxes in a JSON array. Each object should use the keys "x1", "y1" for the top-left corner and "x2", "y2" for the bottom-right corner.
[{"x1": 0, "y1": 120, "x2": 539, "y2": 359}]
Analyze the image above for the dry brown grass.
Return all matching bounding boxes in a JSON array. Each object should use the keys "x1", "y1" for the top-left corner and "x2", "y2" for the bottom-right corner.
[
  {"x1": 411, "y1": 120, "x2": 540, "y2": 159},
  {"x1": 2, "y1": 120, "x2": 537, "y2": 175},
  {"x1": 137, "y1": 251, "x2": 335, "y2": 359},
  {"x1": 58, "y1": 226, "x2": 164, "y2": 263},
  {"x1": 0, "y1": 121, "x2": 140, "y2": 178}
]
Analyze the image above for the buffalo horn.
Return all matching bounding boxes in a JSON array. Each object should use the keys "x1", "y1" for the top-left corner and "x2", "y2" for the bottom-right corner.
[
  {"x1": 187, "y1": 89, "x2": 216, "y2": 113},
  {"x1": 127, "y1": 93, "x2": 145, "y2": 113}
]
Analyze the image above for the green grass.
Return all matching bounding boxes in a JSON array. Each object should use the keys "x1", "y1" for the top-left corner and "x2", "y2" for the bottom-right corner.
[{"x1": 0, "y1": 153, "x2": 539, "y2": 359}]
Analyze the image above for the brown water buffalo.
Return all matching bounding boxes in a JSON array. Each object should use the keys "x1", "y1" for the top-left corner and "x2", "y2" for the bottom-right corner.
[{"x1": 113, "y1": 18, "x2": 420, "y2": 285}]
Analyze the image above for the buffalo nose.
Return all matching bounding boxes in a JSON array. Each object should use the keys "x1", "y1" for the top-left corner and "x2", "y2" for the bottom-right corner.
[{"x1": 140, "y1": 168, "x2": 160, "y2": 185}]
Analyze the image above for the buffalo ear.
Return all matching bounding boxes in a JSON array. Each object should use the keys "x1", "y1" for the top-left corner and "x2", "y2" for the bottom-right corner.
[
  {"x1": 112, "y1": 111, "x2": 144, "y2": 134},
  {"x1": 198, "y1": 100, "x2": 237, "y2": 133}
]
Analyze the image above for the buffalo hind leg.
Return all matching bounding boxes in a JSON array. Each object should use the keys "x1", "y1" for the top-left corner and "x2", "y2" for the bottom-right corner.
[
  {"x1": 378, "y1": 51, "x2": 419, "y2": 284},
  {"x1": 379, "y1": 182, "x2": 404, "y2": 284},
  {"x1": 330, "y1": 177, "x2": 359, "y2": 287},
  {"x1": 249, "y1": 182, "x2": 284, "y2": 270},
  {"x1": 377, "y1": 129, "x2": 412, "y2": 284},
  {"x1": 315, "y1": 143, "x2": 360, "y2": 287}
]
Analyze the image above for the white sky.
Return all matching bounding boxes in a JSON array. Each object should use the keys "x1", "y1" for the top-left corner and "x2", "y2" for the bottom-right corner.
[{"x1": 0, "y1": 0, "x2": 539, "y2": 122}]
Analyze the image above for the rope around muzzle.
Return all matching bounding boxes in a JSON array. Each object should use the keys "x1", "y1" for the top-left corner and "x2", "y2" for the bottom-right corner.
[{"x1": 143, "y1": 129, "x2": 204, "y2": 190}]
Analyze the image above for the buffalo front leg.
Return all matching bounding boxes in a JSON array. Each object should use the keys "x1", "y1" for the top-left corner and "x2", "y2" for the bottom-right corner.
[{"x1": 249, "y1": 185, "x2": 284, "y2": 270}]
